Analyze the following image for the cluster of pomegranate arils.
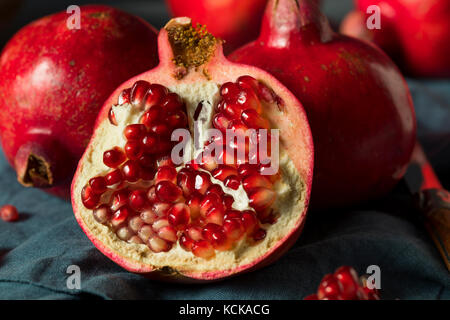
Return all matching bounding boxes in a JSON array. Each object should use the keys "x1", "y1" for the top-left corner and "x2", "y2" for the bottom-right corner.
[
  {"x1": 305, "y1": 266, "x2": 380, "y2": 300},
  {"x1": 81, "y1": 75, "x2": 281, "y2": 259}
]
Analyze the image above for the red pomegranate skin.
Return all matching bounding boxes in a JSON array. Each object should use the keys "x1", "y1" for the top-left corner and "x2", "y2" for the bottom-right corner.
[
  {"x1": 343, "y1": 0, "x2": 450, "y2": 78},
  {"x1": 165, "y1": 0, "x2": 268, "y2": 53},
  {"x1": 229, "y1": 0, "x2": 416, "y2": 208},
  {"x1": 0, "y1": 5, "x2": 158, "y2": 198}
]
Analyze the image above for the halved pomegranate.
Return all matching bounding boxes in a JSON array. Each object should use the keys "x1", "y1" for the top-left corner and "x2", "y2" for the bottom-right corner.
[{"x1": 71, "y1": 18, "x2": 313, "y2": 281}]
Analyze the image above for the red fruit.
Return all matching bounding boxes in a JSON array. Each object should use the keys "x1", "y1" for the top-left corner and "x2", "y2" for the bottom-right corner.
[
  {"x1": 0, "y1": 6, "x2": 158, "y2": 198},
  {"x1": 165, "y1": 0, "x2": 268, "y2": 53},
  {"x1": 305, "y1": 266, "x2": 381, "y2": 300},
  {"x1": 341, "y1": 0, "x2": 450, "y2": 77},
  {"x1": 89, "y1": 176, "x2": 107, "y2": 195},
  {"x1": 103, "y1": 147, "x2": 126, "y2": 169},
  {"x1": 229, "y1": 0, "x2": 416, "y2": 209},
  {"x1": 72, "y1": 18, "x2": 313, "y2": 281},
  {"x1": 0, "y1": 204, "x2": 19, "y2": 222}
]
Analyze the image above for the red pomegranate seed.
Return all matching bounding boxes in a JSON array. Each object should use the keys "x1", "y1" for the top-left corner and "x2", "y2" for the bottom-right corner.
[
  {"x1": 152, "y1": 218, "x2": 170, "y2": 231},
  {"x1": 241, "y1": 210, "x2": 258, "y2": 234},
  {"x1": 222, "y1": 101, "x2": 244, "y2": 119},
  {"x1": 237, "y1": 164, "x2": 258, "y2": 178},
  {"x1": 235, "y1": 87, "x2": 261, "y2": 112},
  {"x1": 213, "y1": 113, "x2": 231, "y2": 132},
  {"x1": 180, "y1": 234, "x2": 194, "y2": 251},
  {"x1": 156, "y1": 165, "x2": 177, "y2": 183},
  {"x1": 158, "y1": 226, "x2": 178, "y2": 242},
  {"x1": 205, "y1": 206, "x2": 225, "y2": 225},
  {"x1": 223, "y1": 194, "x2": 234, "y2": 209},
  {"x1": 141, "y1": 132, "x2": 158, "y2": 153},
  {"x1": 121, "y1": 160, "x2": 141, "y2": 182},
  {"x1": 223, "y1": 218, "x2": 244, "y2": 241},
  {"x1": 187, "y1": 194, "x2": 202, "y2": 220},
  {"x1": 318, "y1": 274, "x2": 341, "y2": 300},
  {"x1": 167, "y1": 203, "x2": 190, "y2": 229},
  {"x1": 128, "y1": 216, "x2": 145, "y2": 233},
  {"x1": 89, "y1": 176, "x2": 107, "y2": 195},
  {"x1": 148, "y1": 236, "x2": 172, "y2": 253},
  {"x1": 93, "y1": 204, "x2": 111, "y2": 224},
  {"x1": 200, "y1": 193, "x2": 222, "y2": 217},
  {"x1": 116, "y1": 226, "x2": 133, "y2": 241},
  {"x1": 199, "y1": 154, "x2": 218, "y2": 172},
  {"x1": 187, "y1": 225, "x2": 204, "y2": 241},
  {"x1": 237, "y1": 75, "x2": 259, "y2": 93},
  {"x1": 118, "y1": 88, "x2": 131, "y2": 105},
  {"x1": 242, "y1": 175, "x2": 272, "y2": 192},
  {"x1": 149, "y1": 123, "x2": 170, "y2": 136},
  {"x1": 194, "y1": 171, "x2": 212, "y2": 195},
  {"x1": 228, "y1": 119, "x2": 249, "y2": 133},
  {"x1": 138, "y1": 225, "x2": 155, "y2": 242},
  {"x1": 257, "y1": 208, "x2": 277, "y2": 224},
  {"x1": 129, "y1": 190, "x2": 148, "y2": 211},
  {"x1": 140, "y1": 209, "x2": 158, "y2": 224},
  {"x1": 151, "y1": 202, "x2": 170, "y2": 217},
  {"x1": 224, "y1": 210, "x2": 241, "y2": 220},
  {"x1": 139, "y1": 154, "x2": 155, "y2": 168},
  {"x1": 202, "y1": 223, "x2": 229, "y2": 250},
  {"x1": 141, "y1": 167, "x2": 156, "y2": 181},
  {"x1": 206, "y1": 184, "x2": 224, "y2": 196},
  {"x1": 157, "y1": 156, "x2": 174, "y2": 167},
  {"x1": 166, "y1": 110, "x2": 188, "y2": 129},
  {"x1": 161, "y1": 92, "x2": 184, "y2": 112},
  {"x1": 0, "y1": 204, "x2": 19, "y2": 222},
  {"x1": 224, "y1": 175, "x2": 240, "y2": 190},
  {"x1": 334, "y1": 266, "x2": 360, "y2": 300},
  {"x1": 177, "y1": 168, "x2": 196, "y2": 196},
  {"x1": 212, "y1": 165, "x2": 238, "y2": 181},
  {"x1": 140, "y1": 106, "x2": 163, "y2": 128},
  {"x1": 147, "y1": 186, "x2": 158, "y2": 203},
  {"x1": 192, "y1": 240, "x2": 215, "y2": 259},
  {"x1": 252, "y1": 228, "x2": 266, "y2": 241},
  {"x1": 248, "y1": 187, "x2": 276, "y2": 211},
  {"x1": 124, "y1": 124, "x2": 146, "y2": 141},
  {"x1": 143, "y1": 83, "x2": 168, "y2": 110},
  {"x1": 105, "y1": 169, "x2": 123, "y2": 186},
  {"x1": 155, "y1": 181, "x2": 183, "y2": 203},
  {"x1": 111, "y1": 206, "x2": 131, "y2": 227},
  {"x1": 103, "y1": 147, "x2": 126, "y2": 168},
  {"x1": 220, "y1": 82, "x2": 241, "y2": 99},
  {"x1": 124, "y1": 140, "x2": 143, "y2": 160},
  {"x1": 110, "y1": 189, "x2": 129, "y2": 211},
  {"x1": 130, "y1": 80, "x2": 150, "y2": 108},
  {"x1": 241, "y1": 108, "x2": 269, "y2": 129},
  {"x1": 129, "y1": 235, "x2": 144, "y2": 244},
  {"x1": 108, "y1": 107, "x2": 117, "y2": 126},
  {"x1": 81, "y1": 185, "x2": 100, "y2": 209}
]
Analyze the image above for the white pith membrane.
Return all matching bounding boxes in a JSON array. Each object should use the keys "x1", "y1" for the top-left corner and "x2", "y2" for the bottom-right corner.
[{"x1": 72, "y1": 19, "x2": 310, "y2": 277}]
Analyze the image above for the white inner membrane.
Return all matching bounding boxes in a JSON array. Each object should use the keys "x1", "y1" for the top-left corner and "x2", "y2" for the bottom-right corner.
[{"x1": 74, "y1": 81, "x2": 306, "y2": 275}]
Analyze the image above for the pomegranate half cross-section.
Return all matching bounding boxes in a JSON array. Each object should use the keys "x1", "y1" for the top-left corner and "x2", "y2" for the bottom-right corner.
[{"x1": 71, "y1": 18, "x2": 313, "y2": 281}]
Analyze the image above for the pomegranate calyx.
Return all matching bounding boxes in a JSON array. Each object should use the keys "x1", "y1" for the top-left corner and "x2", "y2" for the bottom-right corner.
[{"x1": 260, "y1": 0, "x2": 333, "y2": 47}]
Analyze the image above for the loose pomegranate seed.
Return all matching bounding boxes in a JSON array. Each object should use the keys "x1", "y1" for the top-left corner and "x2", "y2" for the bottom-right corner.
[
  {"x1": 160, "y1": 92, "x2": 184, "y2": 112},
  {"x1": 129, "y1": 190, "x2": 148, "y2": 211},
  {"x1": 143, "y1": 84, "x2": 168, "y2": 109},
  {"x1": 124, "y1": 124, "x2": 146, "y2": 140},
  {"x1": 167, "y1": 203, "x2": 190, "y2": 229},
  {"x1": 248, "y1": 187, "x2": 276, "y2": 211},
  {"x1": 156, "y1": 165, "x2": 177, "y2": 183},
  {"x1": 155, "y1": 181, "x2": 183, "y2": 203},
  {"x1": 105, "y1": 169, "x2": 123, "y2": 186},
  {"x1": 138, "y1": 225, "x2": 155, "y2": 242},
  {"x1": 252, "y1": 228, "x2": 266, "y2": 241},
  {"x1": 121, "y1": 160, "x2": 141, "y2": 182},
  {"x1": 241, "y1": 108, "x2": 269, "y2": 129},
  {"x1": 110, "y1": 189, "x2": 129, "y2": 211},
  {"x1": 117, "y1": 226, "x2": 133, "y2": 241},
  {"x1": 81, "y1": 185, "x2": 100, "y2": 209},
  {"x1": 128, "y1": 216, "x2": 145, "y2": 233},
  {"x1": 192, "y1": 240, "x2": 215, "y2": 259},
  {"x1": 89, "y1": 176, "x2": 107, "y2": 195},
  {"x1": 130, "y1": 80, "x2": 150, "y2": 108},
  {"x1": 93, "y1": 204, "x2": 111, "y2": 224},
  {"x1": 103, "y1": 147, "x2": 126, "y2": 168},
  {"x1": 148, "y1": 236, "x2": 172, "y2": 253},
  {"x1": 0, "y1": 204, "x2": 19, "y2": 222},
  {"x1": 224, "y1": 175, "x2": 240, "y2": 190},
  {"x1": 118, "y1": 88, "x2": 131, "y2": 105},
  {"x1": 334, "y1": 266, "x2": 360, "y2": 300},
  {"x1": 152, "y1": 218, "x2": 170, "y2": 231},
  {"x1": 111, "y1": 206, "x2": 131, "y2": 227},
  {"x1": 140, "y1": 209, "x2": 158, "y2": 224},
  {"x1": 158, "y1": 226, "x2": 178, "y2": 242},
  {"x1": 318, "y1": 274, "x2": 342, "y2": 300},
  {"x1": 223, "y1": 218, "x2": 244, "y2": 241},
  {"x1": 194, "y1": 171, "x2": 212, "y2": 195}
]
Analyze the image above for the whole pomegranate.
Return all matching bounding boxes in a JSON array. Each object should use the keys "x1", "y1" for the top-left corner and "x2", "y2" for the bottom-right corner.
[
  {"x1": 0, "y1": 5, "x2": 159, "y2": 198},
  {"x1": 341, "y1": 0, "x2": 450, "y2": 78},
  {"x1": 229, "y1": 0, "x2": 416, "y2": 208},
  {"x1": 71, "y1": 18, "x2": 314, "y2": 281},
  {"x1": 165, "y1": 0, "x2": 268, "y2": 53}
]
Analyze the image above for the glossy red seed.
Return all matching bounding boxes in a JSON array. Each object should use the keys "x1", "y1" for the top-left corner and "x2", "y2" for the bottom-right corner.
[
  {"x1": 92, "y1": 204, "x2": 111, "y2": 224},
  {"x1": 224, "y1": 210, "x2": 241, "y2": 220},
  {"x1": 223, "y1": 102, "x2": 244, "y2": 119},
  {"x1": 108, "y1": 107, "x2": 117, "y2": 126},
  {"x1": 130, "y1": 80, "x2": 150, "y2": 108},
  {"x1": 223, "y1": 218, "x2": 244, "y2": 241},
  {"x1": 213, "y1": 113, "x2": 231, "y2": 132},
  {"x1": 241, "y1": 108, "x2": 269, "y2": 129},
  {"x1": 0, "y1": 204, "x2": 19, "y2": 222},
  {"x1": 89, "y1": 176, "x2": 107, "y2": 195},
  {"x1": 200, "y1": 193, "x2": 222, "y2": 217},
  {"x1": 139, "y1": 154, "x2": 155, "y2": 168},
  {"x1": 205, "y1": 184, "x2": 224, "y2": 196},
  {"x1": 111, "y1": 206, "x2": 131, "y2": 227},
  {"x1": 103, "y1": 147, "x2": 126, "y2": 168},
  {"x1": 205, "y1": 206, "x2": 225, "y2": 225},
  {"x1": 248, "y1": 187, "x2": 276, "y2": 211},
  {"x1": 242, "y1": 175, "x2": 272, "y2": 192},
  {"x1": 241, "y1": 210, "x2": 258, "y2": 234},
  {"x1": 334, "y1": 266, "x2": 360, "y2": 300},
  {"x1": 105, "y1": 169, "x2": 123, "y2": 186},
  {"x1": 161, "y1": 92, "x2": 184, "y2": 112},
  {"x1": 252, "y1": 228, "x2": 266, "y2": 241},
  {"x1": 177, "y1": 168, "x2": 196, "y2": 196},
  {"x1": 187, "y1": 194, "x2": 202, "y2": 220},
  {"x1": 81, "y1": 185, "x2": 100, "y2": 209},
  {"x1": 167, "y1": 203, "x2": 190, "y2": 229},
  {"x1": 129, "y1": 190, "x2": 148, "y2": 211},
  {"x1": 147, "y1": 186, "x2": 158, "y2": 203},
  {"x1": 223, "y1": 194, "x2": 234, "y2": 209},
  {"x1": 237, "y1": 164, "x2": 258, "y2": 178},
  {"x1": 318, "y1": 274, "x2": 342, "y2": 300},
  {"x1": 110, "y1": 189, "x2": 130, "y2": 211},
  {"x1": 143, "y1": 84, "x2": 168, "y2": 110},
  {"x1": 194, "y1": 171, "x2": 212, "y2": 195},
  {"x1": 118, "y1": 88, "x2": 131, "y2": 105},
  {"x1": 156, "y1": 165, "x2": 177, "y2": 183},
  {"x1": 202, "y1": 223, "x2": 228, "y2": 250},
  {"x1": 155, "y1": 181, "x2": 183, "y2": 203},
  {"x1": 158, "y1": 226, "x2": 178, "y2": 242},
  {"x1": 140, "y1": 167, "x2": 156, "y2": 181},
  {"x1": 124, "y1": 124, "x2": 146, "y2": 141},
  {"x1": 141, "y1": 132, "x2": 159, "y2": 153},
  {"x1": 212, "y1": 165, "x2": 238, "y2": 181},
  {"x1": 192, "y1": 240, "x2": 215, "y2": 259},
  {"x1": 235, "y1": 87, "x2": 261, "y2": 112},
  {"x1": 220, "y1": 82, "x2": 241, "y2": 99},
  {"x1": 224, "y1": 175, "x2": 240, "y2": 190},
  {"x1": 180, "y1": 234, "x2": 194, "y2": 251},
  {"x1": 121, "y1": 160, "x2": 141, "y2": 182},
  {"x1": 149, "y1": 123, "x2": 170, "y2": 136},
  {"x1": 140, "y1": 106, "x2": 163, "y2": 128},
  {"x1": 166, "y1": 110, "x2": 188, "y2": 129},
  {"x1": 236, "y1": 75, "x2": 259, "y2": 93},
  {"x1": 124, "y1": 140, "x2": 144, "y2": 160}
]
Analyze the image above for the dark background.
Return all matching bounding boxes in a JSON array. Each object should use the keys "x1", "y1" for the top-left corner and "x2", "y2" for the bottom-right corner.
[{"x1": 0, "y1": 0, "x2": 449, "y2": 300}]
